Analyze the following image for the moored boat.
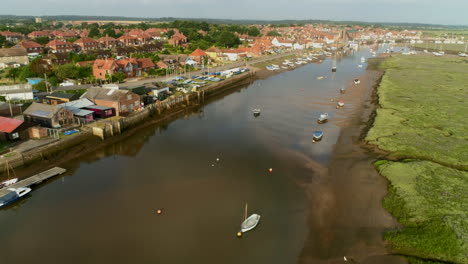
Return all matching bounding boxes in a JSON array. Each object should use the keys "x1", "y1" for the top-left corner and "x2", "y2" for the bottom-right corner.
[
  {"x1": 317, "y1": 113, "x2": 329, "y2": 124},
  {"x1": 252, "y1": 109, "x2": 261, "y2": 117},
  {"x1": 241, "y1": 214, "x2": 261, "y2": 232},
  {"x1": 0, "y1": 187, "x2": 31, "y2": 208},
  {"x1": 331, "y1": 66, "x2": 337, "y2": 72},
  {"x1": 312, "y1": 131, "x2": 323, "y2": 142},
  {"x1": 0, "y1": 178, "x2": 18, "y2": 189},
  {"x1": 337, "y1": 101, "x2": 345, "y2": 107},
  {"x1": 354, "y1": 79, "x2": 360, "y2": 85},
  {"x1": 340, "y1": 87, "x2": 346, "y2": 94}
]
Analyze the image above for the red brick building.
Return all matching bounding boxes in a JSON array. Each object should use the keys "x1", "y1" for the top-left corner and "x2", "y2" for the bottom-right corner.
[
  {"x1": 169, "y1": 33, "x2": 187, "y2": 46},
  {"x1": 93, "y1": 59, "x2": 118, "y2": 80},
  {"x1": 81, "y1": 88, "x2": 141, "y2": 116},
  {"x1": 74, "y1": 37, "x2": 99, "y2": 51},
  {"x1": 46, "y1": 39, "x2": 75, "y2": 53},
  {"x1": 14, "y1": 41, "x2": 44, "y2": 54},
  {"x1": 189, "y1": 48, "x2": 208, "y2": 64},
  {"x1": 98, "y1": 36, "x2": 120, "y2": 49},
  {"x1": 118, "y1": 35, "x2": 138, "y2": 46}
]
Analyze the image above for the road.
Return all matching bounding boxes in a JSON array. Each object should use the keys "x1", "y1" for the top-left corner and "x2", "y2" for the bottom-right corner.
[{"x1": 50, "y1": 50, "x2": 306, "y2": 91}]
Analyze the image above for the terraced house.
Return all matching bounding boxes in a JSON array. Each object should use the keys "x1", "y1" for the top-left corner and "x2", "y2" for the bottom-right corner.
[
  {"x1": 46, "y1": 39, "x2": 76, "y2": 53},
  {"x1": 74, "y1": 37, "x2": 99, "y2": 51},
  {"x1": 14, "y1": 41, "x2": 44, "y2": 55}
]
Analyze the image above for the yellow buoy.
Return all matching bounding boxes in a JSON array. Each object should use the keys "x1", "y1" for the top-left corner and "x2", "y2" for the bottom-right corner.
[
  {"x1": 157, "y1": 209, "x2": 163, "y2": 215},
  {"x1": 312, "y1": 140, "x2": 316, "y2": 143},
  {"x1": 269, "y1": 168, "x2": 273, "y2": 172},
  {"x1": 237, "y1": 232, "x2": 243, "y2": 237}
]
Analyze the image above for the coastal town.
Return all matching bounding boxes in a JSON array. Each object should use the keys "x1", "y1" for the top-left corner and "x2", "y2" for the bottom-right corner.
[{"x1": 0, "y1": 13, "x2": 467, "y2": 264}]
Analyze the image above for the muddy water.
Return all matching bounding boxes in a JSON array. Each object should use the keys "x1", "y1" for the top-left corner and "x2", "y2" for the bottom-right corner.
[{"x1": 0, "y1": 45, "x2": 404, "y2": 264}]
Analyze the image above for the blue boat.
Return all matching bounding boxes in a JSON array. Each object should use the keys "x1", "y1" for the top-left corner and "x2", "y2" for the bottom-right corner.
[
  {"x1": 0, "y1": 187, "x2": 32, "y2": 208},
  {"x1": 63, "y1": 129, "x2": 79, "y2": 136},
  {"x1": 312, "y1": 131, "x2": 323, "y2": 142}
]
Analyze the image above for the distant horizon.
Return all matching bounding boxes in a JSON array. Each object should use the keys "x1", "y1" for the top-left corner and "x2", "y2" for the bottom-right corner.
[
  {"x1": 2, "y1": 0, "x2": 467, "y2": 26},
  {"x1": 1, "y1": 14, "x2": 468, "y2": 27}
]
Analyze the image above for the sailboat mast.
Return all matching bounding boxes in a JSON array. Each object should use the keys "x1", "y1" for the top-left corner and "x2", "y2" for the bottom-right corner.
[{"x1": 244, "y1": 203, "x2": 248, "y2": 220}]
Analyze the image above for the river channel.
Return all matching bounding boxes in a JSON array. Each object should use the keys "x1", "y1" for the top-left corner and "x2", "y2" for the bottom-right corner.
[{"x1": 0, "y1": 45, "x2": 403, "y2": 264}]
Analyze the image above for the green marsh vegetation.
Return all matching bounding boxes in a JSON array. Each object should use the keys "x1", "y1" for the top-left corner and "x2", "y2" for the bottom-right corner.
[
  {"x1": 413, "y1": 43, "x2": 468, "y2": 54},
  {"x1": 367, "y1": 55, "x2": 468, "y2": 263},
  {"x1": 367, "y1": 55, "x2": 468, "y2": 169}
]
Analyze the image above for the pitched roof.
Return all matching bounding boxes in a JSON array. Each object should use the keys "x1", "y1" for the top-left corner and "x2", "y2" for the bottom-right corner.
[
  {"x1": 59, "y1": 98, "x2": 95, "y2": 116},
  {"x1": 206, "y1": 46, "x2": 220, "y2": 52},
  {"x1": 81, "y1": 87, "x2": 136, "y2": 102},
  {"x1": 17, "y1": 41, "x2": 43, "y2": 49},
  {"x1": 74, "y1": 37, "x2": 98, "y2": 44},
  {"x1": 98, "y1": 36, "x2": 117, "y2": 42},
  {"x1": 0, "y1": 116, "x2": 23, "y2": 133},
  {"x1": 46, "y1": 92, "x2": 79, "y2": 100},
  {"x1": 0, "y1": 48, "x2": 28, "y2": 57},
  {"x1": 23, "y1": 103, "x2": 62, "y2": 118},
  {"x1": 46, "y1": 39, "x2": 72, "y2": 46},
  {"x1": 136, "y1": 58, "x2": 155, "y2": 69},
  {"x1": 93, "y1": 59, "x2": 117, "y2": 70},
  {"x1": 190, "y1": 48, "x2": 208, "y2": 57}
]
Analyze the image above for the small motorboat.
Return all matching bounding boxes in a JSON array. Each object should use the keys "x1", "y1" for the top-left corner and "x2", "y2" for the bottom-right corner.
[
  {"x1": 354, "y1": 79, "x2": 360, "y2": 85},
  {"x1": 0, "y1": 178, "x2": 18, "y2": 189},
  {"x1": 241, "y1": 214, "x2": 261, "y2": 232},
  {"x1": 331, "y1": 66, "x2": 337, "y2": 72},
  {"x1": 358, "y1": 64, "x2": 363, "y2": 68},
  {"x1": 317, "y1": 76, "x2": 324, "y2": 80},
  {"x1": 360, "y1": 56, "x2": 365, "y2": 63},
  {"x1": 317, "y1": 113, "x2": 329, "y2": 124},
  {"x1": 0, "y1": 187, "x2": 31, "y2": 208},
  {"x1": 252, "y1": 109, "x2": 261, "y2": 117},
  {"x1": 312, "y1": 131, "x2": 323, "y2": 142},
  {"x1": 337, "y1": 101, "x2": 345, "y2": 107}
]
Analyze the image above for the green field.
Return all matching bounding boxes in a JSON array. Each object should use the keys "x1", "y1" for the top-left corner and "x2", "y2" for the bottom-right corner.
[
  {"x1": 367, "y1": 55, "x2": 468, "y2": 169},
  {"x1": 377, "y1": 160, "x2": 468, "y2": 264},
  {"x1": 422, "y1": 30, "x2": 468, "y2": 39},
  {"x1": 367, "y1": 55, "x2": 468, "y2": 263},
  {"x1": 413, "y1": 43, "x2": 467, "y2": 53}
]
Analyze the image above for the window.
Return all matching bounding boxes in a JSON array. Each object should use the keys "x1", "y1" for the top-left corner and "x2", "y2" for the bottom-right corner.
[
  {"x1": 127, "y1": 95, "x2": 132, "y2": 100},
  {"x1": 11, "y1": 132, "x2": 19, "y2": 139}
]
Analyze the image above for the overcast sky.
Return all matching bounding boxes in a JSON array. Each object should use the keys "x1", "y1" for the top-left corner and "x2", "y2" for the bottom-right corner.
[{"x1": 2, "y1": 0, "x2": 468, "y2": 25}]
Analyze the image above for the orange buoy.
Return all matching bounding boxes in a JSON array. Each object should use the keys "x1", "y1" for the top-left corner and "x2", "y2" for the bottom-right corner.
[
  {"x1": 157, "y1": 209, "x2": 163, "y2": 215},
  {"x1": 269, "y1": 168, "x2": 273, "y2": 172}
]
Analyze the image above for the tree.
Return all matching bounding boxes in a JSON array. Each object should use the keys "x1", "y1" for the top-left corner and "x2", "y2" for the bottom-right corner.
[
  {"x1": 53, "y1": 64, "x2": 80, "y2": 81},
  {"x1": 214, "y1": 31, "x2": 241, "y2": 48},
  {"x1": 266, "y1": 30, "x2": 281, "y2": 37},
  {"x1": 35, "y1": 36, "x2": 50, "y2": 45},
  {"x1": 248, "y1": 27, "x2": 261, "y2": 37},
  {"x1": 88, "y1": 27, "x2": 100, "y2": 38},
  {"x1": 0, "y1": 35, "x2": 6, "y2": 47},
  {"x1": 6, "y1": 67, "x2": 20, "y2": 81},
  {"x1": 111, "y1": 72, "x2": 126, "y2": 83},
  {"x1": 167, "y1": 30, "x2": 175, "y2": 38},
  {"x1": 102, "y1": 27, "x2": 117, "y2": 38}
]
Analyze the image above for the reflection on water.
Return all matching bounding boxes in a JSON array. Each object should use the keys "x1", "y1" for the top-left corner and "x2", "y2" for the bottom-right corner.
[{"x1": 0, "y1": 45, "x2": 402, "y2": 264}]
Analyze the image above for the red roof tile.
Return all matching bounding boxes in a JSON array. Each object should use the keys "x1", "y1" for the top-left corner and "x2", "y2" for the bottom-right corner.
[{"x1": 0, "y1": 116, "x2": 23, "y2": 133}]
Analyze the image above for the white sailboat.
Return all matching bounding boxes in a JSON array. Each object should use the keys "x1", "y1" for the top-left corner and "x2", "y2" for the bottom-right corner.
[{"x1": 240, "y1": 203, "x2": 260, "y2": 233}]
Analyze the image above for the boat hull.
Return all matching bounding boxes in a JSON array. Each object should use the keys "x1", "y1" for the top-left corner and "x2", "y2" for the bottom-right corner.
[{"x1": 241, "y1": 214, "x2": 260, "y2": 233}]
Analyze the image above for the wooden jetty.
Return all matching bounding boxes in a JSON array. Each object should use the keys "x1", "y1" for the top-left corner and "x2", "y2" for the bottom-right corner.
[{"x1": 0, "y1": 167, "x2": 66, "y2": 196}]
